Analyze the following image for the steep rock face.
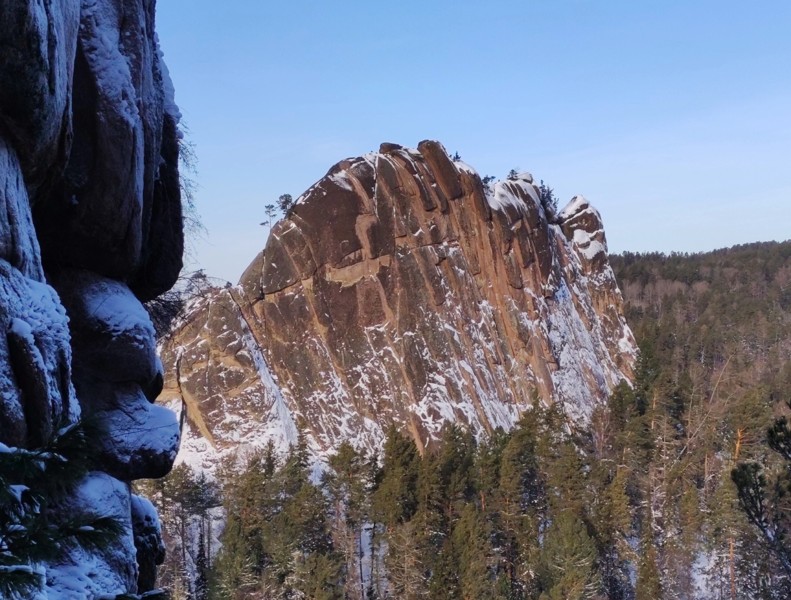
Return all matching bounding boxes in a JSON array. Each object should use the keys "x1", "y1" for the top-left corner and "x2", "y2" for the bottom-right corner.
[
  {"x1": 32, "y1": 0, "x2": 184, "y2": 297},
  {"x1": 162, "y1": 141, "x2": 635, "y2": 460},
  {"x1": 0, "y1": 0, "x2": 182, "y2": 596},
  {"x1": 0, "y1": 0, "x2": 79, "y2": 200},
  {"x1": 161, "y1": 286, "x2": 298, "y2": 467}
]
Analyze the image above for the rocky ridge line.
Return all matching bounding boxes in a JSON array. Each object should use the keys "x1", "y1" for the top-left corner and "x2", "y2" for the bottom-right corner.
[{"x1": 161, "y1": 141, "x2": 635, "y2": 465}]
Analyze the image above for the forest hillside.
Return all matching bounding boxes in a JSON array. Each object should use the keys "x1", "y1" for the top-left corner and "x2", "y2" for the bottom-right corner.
[
  {"x1": 612, "y1": 242, "x2": 791, "y2": 416},
  {"x1": 146, "y1": 240, "x2": 791, "y2": 599}
]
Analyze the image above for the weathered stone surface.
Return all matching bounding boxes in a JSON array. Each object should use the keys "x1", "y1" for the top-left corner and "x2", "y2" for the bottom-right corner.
[
  {"x1": 160, "y1": 287, "x2": 298, "y2": 460},
  {"x1": 0, "y1": 0, "x2": 182, "y2": 595},
  {"x1": 418, "y1": 139, "x2": 463, "y2": 202},
  {"x1": 94, "y1": 400, "x2": 179, "y2": 480},
  {"x1": 131, "y1": 112, "x2": 185, "y2": 301},
  {"x1": 33, "y1": 0, "x2": 183, "y2": 296},
  {"x1": 0, "y1": 259, "x2": 75, "y2": 448},
  {"x1": 51, "y1": 269, "x2": 179, "y2": 480},
  {"x1": 53, "y1": 270, "x2": 160, "y2": 385},
  {"x1": 131, "y1": 494, "x2": 166, "y2": 593},
  {"x1": 45, "y1": 473, "x2": 139, "y2": 597},
  {"x1": 162, "y1": 143, "x2": 636, "y2": 461},
  {"x1": 0, "y1": 138, "x2": 45, "y2": 280},
  {"x1": 0, "y1": 0, "x2": 79, "y2": 200}
]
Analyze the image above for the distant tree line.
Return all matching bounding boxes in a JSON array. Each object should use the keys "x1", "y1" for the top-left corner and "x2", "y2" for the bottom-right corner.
[
  {"x1": 144, "y1": 233, "x2": 791, "y2": 599},
  {"x1": 150, "y1": 352, "x2": 791, "y2": 600}
]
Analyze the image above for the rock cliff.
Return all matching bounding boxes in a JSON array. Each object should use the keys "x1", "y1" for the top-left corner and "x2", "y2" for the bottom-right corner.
[
  {"x1": 161, "y1": 141, "x2": 635, "y2": 464},
  {"x1": 0, "y1": 0, "x2": 182, "y2": 596}
]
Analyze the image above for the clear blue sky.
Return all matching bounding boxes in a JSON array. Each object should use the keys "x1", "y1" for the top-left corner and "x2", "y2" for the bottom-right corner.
[{"x1": 156, "y1": 1, "x2": 791, "y2": 283}]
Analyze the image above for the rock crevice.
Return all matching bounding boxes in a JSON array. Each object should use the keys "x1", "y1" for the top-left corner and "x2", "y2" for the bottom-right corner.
[
  {"x1": 0, "y1": 0, "x2": 183, "y2": 596},
  {"x1": 162, "y1": 140, "x2": 636, "y2": 462}
]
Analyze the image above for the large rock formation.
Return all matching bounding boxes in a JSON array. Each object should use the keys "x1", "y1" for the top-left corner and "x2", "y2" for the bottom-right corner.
[
  {"x1": 0, "y1": 0, "x2": 182, "y2": 596},
  {"x1": 161, "y1": 141, "x2": 635, "y2": 464}
]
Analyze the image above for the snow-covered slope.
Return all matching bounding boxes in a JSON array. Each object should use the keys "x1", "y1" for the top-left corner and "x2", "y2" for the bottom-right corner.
[{"x1": 161, "y1": 141, "x2": 636, "y2": 471}]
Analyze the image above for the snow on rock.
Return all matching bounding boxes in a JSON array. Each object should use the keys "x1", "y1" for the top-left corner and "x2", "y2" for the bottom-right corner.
[
  {"x1": 0, "y1": 259, "x2": 78, "y2": 448},
  {"x1": 160, "y1": 287, "x2": 304, "y2": 474},
  {"x1": 453, "y1": 160, "x2": 478, "y2": 176},
  {"x1": 559, "y1": 195, "x2": 609, "y2": 263},
  {"x1": 0, "y1": 138, "x2": 45, "y2": 280},
  {"x1": 131, "y1": 494, "x2": 166, "y2": 592},
  {"x1": 34, "y1": 0, "x2": 184, "y2": 301},
  {"x1": 163, "y1": 140, "x2": 637, "y2": 470},
  {"x1": 45, "y1": 473, "x2": 137, "y2": 598},
  {"x1": 557, "y1": 194, "x2": 590, "y2": 221},
  {"x1": 0, "y1": 0, "x2": 79, "y2": 198},
  {"x1": 486, "y1": 178, "x2": 542, "y2": 215},
  {"x1": 52, "y1": 269, "x2": 180, "y2": 481},
  {"x1": 0, "y1": 0, "x2": 183, "y2": 595},
  {"x1": 156, "y1": 34, "x2": 182, "y2": 126},
  {"x1": 52, "y1": 270, "x2": 159, "y2": 385},
  {"x1": 94, "y1": 401, "x2": 179, "y2": 480}
]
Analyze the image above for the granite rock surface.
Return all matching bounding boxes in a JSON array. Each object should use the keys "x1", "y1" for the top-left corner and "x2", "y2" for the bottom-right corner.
[{"x1": 162, "y1": 141, "x2": 635, "y2": 465}]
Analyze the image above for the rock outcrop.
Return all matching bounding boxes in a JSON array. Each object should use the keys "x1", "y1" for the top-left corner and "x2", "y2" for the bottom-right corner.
[
  {"x1": 161, "y1": 141, "x2": 635, "y2": 463},
  {"x1": 0, "y1": 0, "x2": 182, "y2": 597}
]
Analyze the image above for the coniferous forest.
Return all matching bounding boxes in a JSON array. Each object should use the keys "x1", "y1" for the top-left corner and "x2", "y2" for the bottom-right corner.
[{"x1": 140, "y1": 241, "x2": 791, "y2": 599}]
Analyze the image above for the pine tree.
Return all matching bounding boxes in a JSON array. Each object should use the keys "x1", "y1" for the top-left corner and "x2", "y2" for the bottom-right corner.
[
  {"x1": 634, "y1": 526, "x2": 662, "y2": 600},
  {"x1": 263, "y1": 203, "x2": 277, "y2": 228},
  {"x1": 426, "y1": 538, "x2": 460, "y2": 600},
  {"x1": 415, "y1": 450, "x2": 451, "y2": 595},
  {"x1": 372, "y1": 426, "x2": 419, "y2": 526},
  {"x1": 211, "y1": 443, "x2": 286, "y2": 596},
  {"x1": 436, "y1": 424, "x2": 476, "y2": 520},
  {"x1": 454, "y1": 503, "x2": 500, "y2": 600},
  {"x1": 732, "y1": 458, "x2": 791, "y2": 576},
  {"x1": 473, "y1": 429, "x2": 515, "y2": 599},
  {"x1": 277, "y1": 193, "x2": 296, "y2": 217},
  {"x1": 0, "y1": 421, "x2": 124, "y2": 598},
  {"x1": 498, "y1": 415, "x2": 545, "y2": 596},
  {"x1": 211, "y1": 513, "x2": 257, "y2": 599},
  {"x1": 591, "y1": 464, "x2": 634, "y2": 600},
  {"x1": 538, "y1": 510, "x2": 600, "y2": 600},
  {"x1": 211, "y1": 459, "x2": 265, "y2": 598},
  {"x1": 292, "y1": 552, "x2": 344, "y2": 600},
  {"x1": 475, "y1": 427, "x2": 508, "y2": 512},
  {"x1": 537, "y1": 180, "x2": 558, "y2": 218},
  {"x1": 212, "y1": 436, "x2": 344, "y2": 598},
  {"x1": 324, "y1": 441, "x2": 367, "y2": 599},
  {"x1": 195, "y1": 525, "x2": 209, "y2": 600},
  {"x1": 282, "y1": 429, "x2": 311, "y2": 495}
]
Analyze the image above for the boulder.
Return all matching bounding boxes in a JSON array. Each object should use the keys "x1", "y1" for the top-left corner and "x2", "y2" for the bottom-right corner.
[{"x1": 52, "y1": 269, "x2": 179, "y2": 480}]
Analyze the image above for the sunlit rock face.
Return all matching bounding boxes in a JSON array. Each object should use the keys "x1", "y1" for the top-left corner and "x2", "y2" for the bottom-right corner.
[
  {"x1": 161, "y1": 141, "x2": 635, "y2": 465},
  {"x1": 0, "y1": 0, "x2": 182, "y2": 596}
]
